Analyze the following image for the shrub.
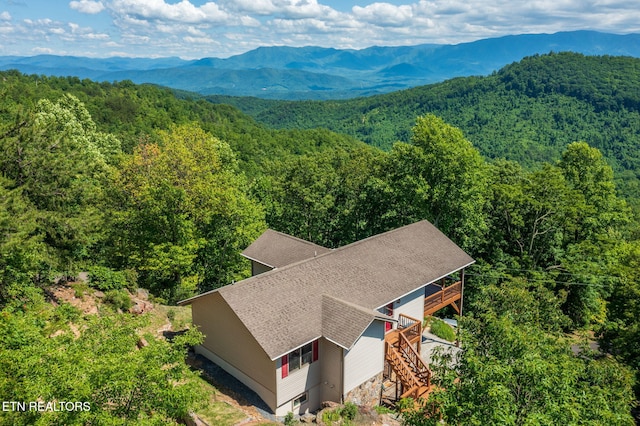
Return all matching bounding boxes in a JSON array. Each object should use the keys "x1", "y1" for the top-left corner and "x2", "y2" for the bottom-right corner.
[
  {"x1": 122, "y1": 268, "x2": 138, "y2": 291},
  {"x1": 53, "y1": 303, "x2": 82, "y2": 323},
  {"x1": 283, "y1": 412, "x2": 296, "y2": 426},
  {"x1": 88, "y1": 266, "x2": 128, "y2": 291},
  {"x1": 430, "y1": 318, "x2": 456, "y2": 342},
  {"x1": 104, "y1": 289, "x2": 133, "y2": 311},
  {"x1": 71, "y1": 281, "x2": 89, "y2": 298},
  {"x1": 374, "y1": 405, "x2": 395, "y2": 415},
  {"x1": 340, "y1": 402, "x2": 358, "y2": 420},
  {"x1": 322, "y1": 409, "x2": 341, "y2": 423}
]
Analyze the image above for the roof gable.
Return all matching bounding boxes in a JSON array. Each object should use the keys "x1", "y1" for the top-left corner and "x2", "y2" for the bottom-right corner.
[{"x1": 321, "y1": 295, "x2": 391, "y2": 350}]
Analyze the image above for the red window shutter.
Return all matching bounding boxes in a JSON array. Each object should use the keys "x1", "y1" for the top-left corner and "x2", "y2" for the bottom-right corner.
[
  {"x1": 312, "y1": 340, "x2": 319, "y2": 362},
  {"x1": 281, "y1": 355, "x2": 289, "y2": 378}
]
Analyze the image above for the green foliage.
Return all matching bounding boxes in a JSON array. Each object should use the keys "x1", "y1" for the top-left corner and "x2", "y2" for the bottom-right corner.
[
  {"x1": 382, "y1": 114, "x2": 488, "y2": 250},
  {"x1": 103, "y1": 289, "x2": 133, "y2": 311},
  {"x1": 0, "y1": 177, "x2": 45, "y2": 303},
  {"x1": 283, "y1": 412, "x2": 296, "y2": 426},
  {"x1": 340, "y1": 402, "x2": 358, "y2": 420},
  {"x1": 88, "y1": 266, "x2": 128, "y2": 291},
  {"x1": 429, "y1": 319, "x2": 456, "y2": 342},
  {"x1": 322, "y1": 409, "x2": 342, "y2": 423},
  {"x1": 105, "y1": 124, "x2": 265, "y2": 300},
  {"x1": 259, "y1": 116, "x2": 487, "y2": 252},
  {"x1": 52, "y1": 302, "x2": 82, "y2": 323},
  {"x1": 0, "y1": 288, "x2": 205, "y2": 425},
  {"x1": 256, "y1": 146, "x2": 384, "y2": 247},
  {"x1": 409, "y1": 278, "x2": 637, "y2": 426},
  {"x1": 242, "y1": 53, "x2": 640, "y2": 201},
  {"x1": 599, "y1": 240, "x2": 640, "y2": 396},
  {"x1": 0, "y1": 94, "x2": 116, "y2": 276},
  {"x1": 373, "y1": 405, "x2": 395, "y2": 414}
]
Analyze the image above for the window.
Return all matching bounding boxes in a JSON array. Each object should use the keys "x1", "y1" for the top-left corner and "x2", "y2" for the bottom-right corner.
[
  {"x1": 293, "y1": 393, "x2": 308, "y2": 408},
  {"x1": 290, "y1": 342, "x2": 312, "y2": 372},
  {"x1": 281, "y1": 340, "x2": 319, "y2": 378}
]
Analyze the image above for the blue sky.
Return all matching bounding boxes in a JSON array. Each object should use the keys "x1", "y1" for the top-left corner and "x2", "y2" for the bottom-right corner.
[{"x1": 1, "y1": 0, "x2": 639, "y2": 58}]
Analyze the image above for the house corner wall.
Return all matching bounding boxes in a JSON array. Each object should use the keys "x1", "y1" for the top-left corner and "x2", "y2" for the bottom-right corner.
[
  {"x1": 191, "y1": 293, "x2": 277, "y2": 412},
  {"x1": 342, "y1": 321, "x2": 385, "y2": 399}
]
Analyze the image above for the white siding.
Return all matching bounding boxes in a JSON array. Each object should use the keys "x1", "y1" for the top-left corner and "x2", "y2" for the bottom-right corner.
[
  {"x1": 394, "y1": 287, "x2": 425, "y2": 321},
  {"x1": 276, "y1": 347, "x2": 321, "y2": 411},
  {"x1": 343, "y1": 321, "x2": 385, "y2": 394},
  {"x1": 275, "y1": 384, "x2": 322, "y2": 416}
]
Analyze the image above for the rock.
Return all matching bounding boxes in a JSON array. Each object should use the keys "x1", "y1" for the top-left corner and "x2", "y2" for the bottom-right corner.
[
  {"x1": 129, "y1": 300, "x2": 152, "y2": 315},
  {"x1": 137, "y1": 337, "x2": 148, "y2": 349},
  {"x1": 321, "y1": 401, "x2": 341, "y2": 409},
  {"x1": 300, "y1": 411, "x2": 315, "y2": 423},
  {"x1": 137, "y1": 288, "x2": 149, "y2": 300},
  {"x1": 93, "y1": 290, "x2": 105, "y2": 298}
]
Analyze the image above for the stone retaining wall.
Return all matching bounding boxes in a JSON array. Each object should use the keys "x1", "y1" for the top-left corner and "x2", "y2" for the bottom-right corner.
[{"x1": 344, "y1": 372, "x2": 383, "y2": 407}]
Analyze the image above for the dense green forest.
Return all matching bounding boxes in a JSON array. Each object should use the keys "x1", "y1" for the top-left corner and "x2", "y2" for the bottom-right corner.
[
  {"x1": 211, "y1": 53, "x2": 640, "y2": 199},
  {"x1": 0, "y1": 59, "x2": 639, "y2": 424}
]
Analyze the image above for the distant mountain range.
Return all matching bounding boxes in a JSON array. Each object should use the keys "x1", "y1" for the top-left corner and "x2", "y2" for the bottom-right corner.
[{"x1": 2, "y1": 31, "x2": 640, "y2": 100}]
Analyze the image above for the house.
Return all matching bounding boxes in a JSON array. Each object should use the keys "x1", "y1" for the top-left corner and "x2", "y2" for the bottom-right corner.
[{"x1": 178, "y1": 220, "x2": 474, "y2": 416}]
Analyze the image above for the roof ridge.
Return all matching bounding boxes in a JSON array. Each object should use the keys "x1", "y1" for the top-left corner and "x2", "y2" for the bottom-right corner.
[
  {"x1": 265, "y1": 228, "x2": 329, "y2": 249},
  {"x1": 321, "y1": 294, "x2": 391, "y2": 321}
]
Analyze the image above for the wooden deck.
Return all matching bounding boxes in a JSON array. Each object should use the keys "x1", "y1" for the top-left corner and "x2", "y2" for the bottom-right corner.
[{"x1": 424, "y1": 281, "x2": 462, "y2": 316}]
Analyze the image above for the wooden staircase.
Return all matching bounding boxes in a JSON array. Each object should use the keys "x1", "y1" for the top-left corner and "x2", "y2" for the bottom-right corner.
[{"x1": 384, "y1": 315, "x2": 433, "y2": 401}]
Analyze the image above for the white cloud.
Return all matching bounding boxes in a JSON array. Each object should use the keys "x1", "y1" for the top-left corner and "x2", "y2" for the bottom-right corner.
[
  {"x1": 219, "y1": 0, "x2": 341, "y2": 20},
  {"x1": 183, "y1": 35, "x2": 218, "y2": 44},
  {"x1": 32, "y1": 47, "x2": 55, "y2": 54},
  {"x1": 69, "y1": 0, "x2": 106, "y2": 14},
  {"x1": 109, "y1": 0, "x2": 229, "y2": 24},
  {"x1": 2, "y1": 0, "x2": 640, "y2": 59},
  {"x1": 352, "y1": 3, "x2": 413, "y2": 27}
]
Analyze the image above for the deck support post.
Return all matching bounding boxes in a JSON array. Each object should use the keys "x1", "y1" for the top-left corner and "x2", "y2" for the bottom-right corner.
[{"x1": 456, "y1": 268, "x2": 465, "y2": 348}]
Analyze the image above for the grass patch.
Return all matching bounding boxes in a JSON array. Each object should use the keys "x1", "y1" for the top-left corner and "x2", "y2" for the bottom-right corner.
[
  {"x1": 138, "y1": 304, "x2": 192, "y2": 336},
  {"x1": 429, "y1": 318, "x2": 456, "y2": 342},
  {"x1": 194, "y1": 377, "x2": 247, "y2": 426}
]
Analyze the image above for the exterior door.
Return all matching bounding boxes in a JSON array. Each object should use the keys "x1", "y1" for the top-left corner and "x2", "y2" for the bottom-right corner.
[{"x1": 384, "y1": 303, "x2": 394, "y2": 332}]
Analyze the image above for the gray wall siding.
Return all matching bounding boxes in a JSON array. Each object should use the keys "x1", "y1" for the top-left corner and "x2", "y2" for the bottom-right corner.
[
  {"x1": 251, "y1": 260, "x2": 273, "y2": 276},
  {"x1": 191, "y1": 294, "x2": 277, "y2": 410},
  {"x1": 320, "y1": 338, "x2": 343, "y2": 404},
  {"x1": 343, "y1": 321, "x2": 385, "y2": 394}
]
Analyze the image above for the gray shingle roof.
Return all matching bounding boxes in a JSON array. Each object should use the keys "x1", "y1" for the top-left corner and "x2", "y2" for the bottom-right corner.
[
  {"x1": 241, "y1": 229, "x2": 331, "y2": 269},
  {"x1": 181, "y1": 220, "x2": 474, "y2": 360},
  {"x1": 321, "y1": 295, "x2": 392, "y2": 349}
]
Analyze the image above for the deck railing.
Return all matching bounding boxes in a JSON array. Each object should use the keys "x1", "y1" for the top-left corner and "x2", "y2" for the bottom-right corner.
[
  {"x1": 424, "y1": 281, "x2": 462, "y2": 314},
  {"x1": 385, "y1": 342, "x2": 421, "y2": 400},
  {"x1": 398, "y1": 332, "x2": 432, "y2": 389},
  {"x1": 398, "y1": 313, "x2": 422, "y2": 345}
]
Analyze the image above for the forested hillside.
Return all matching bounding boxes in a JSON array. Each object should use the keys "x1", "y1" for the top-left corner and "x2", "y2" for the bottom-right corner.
[
  {"x1": 0, "y1": 69, "x2": 639, "y2": 424},
  {"x1": 217, "y1": 53, "x2": 640, "y2": 197}
]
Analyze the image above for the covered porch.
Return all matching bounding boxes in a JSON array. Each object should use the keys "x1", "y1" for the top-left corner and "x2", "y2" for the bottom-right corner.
[{"x1": 424, "y1": 277, "x2": 462, "y2": 317}]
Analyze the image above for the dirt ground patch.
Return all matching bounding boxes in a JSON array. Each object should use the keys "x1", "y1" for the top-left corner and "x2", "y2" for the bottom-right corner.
[{"x1": 48, "y1": 282, "x2": 100, "y2": 315}]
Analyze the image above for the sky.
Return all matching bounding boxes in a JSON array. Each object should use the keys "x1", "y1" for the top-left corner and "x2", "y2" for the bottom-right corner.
[{"x1": 0, "y1": 0, "x2": 639, "y2": 59}]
